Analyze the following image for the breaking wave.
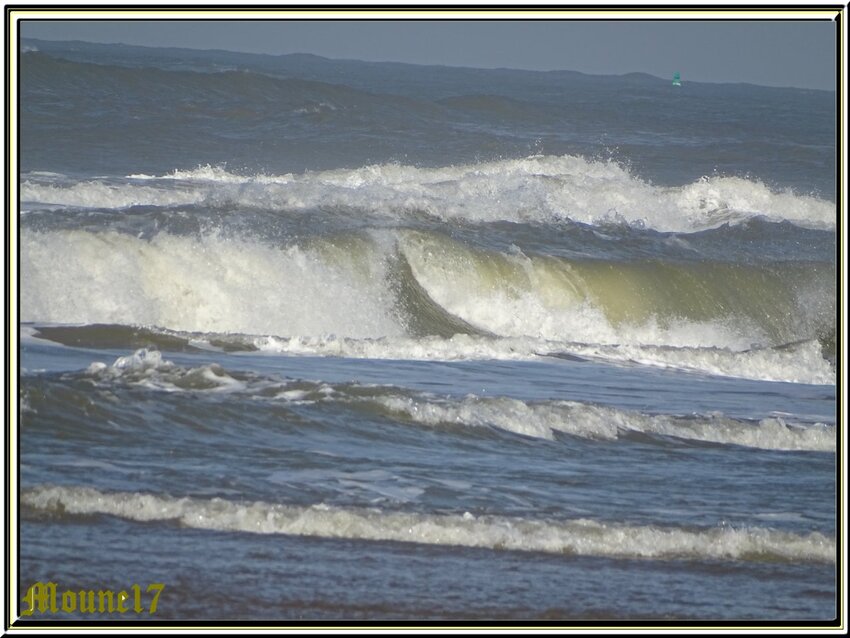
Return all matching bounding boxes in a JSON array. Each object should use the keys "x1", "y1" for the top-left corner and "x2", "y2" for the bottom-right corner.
[
  {"x1": 21, "y1": 222, "x2": 834, "y2": 385},
  {"x1": 22, "y1": 484, "x2": 836, "y2": 563},
  {"x1": 24, "y1": 348, "x2": 835, "y2": 451},
  {"x1": 21, "y1": 155, "x2": 836, "y2": 231}
]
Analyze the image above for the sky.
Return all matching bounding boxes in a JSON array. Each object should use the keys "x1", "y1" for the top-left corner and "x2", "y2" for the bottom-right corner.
[{"x1": 21, "y1": 19, "x2": 838, "y2": 90}]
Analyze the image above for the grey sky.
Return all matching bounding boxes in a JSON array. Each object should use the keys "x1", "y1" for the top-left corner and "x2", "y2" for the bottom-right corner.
[{"x1": 21, "y1": 19, "x2": 838, "y2": 90}]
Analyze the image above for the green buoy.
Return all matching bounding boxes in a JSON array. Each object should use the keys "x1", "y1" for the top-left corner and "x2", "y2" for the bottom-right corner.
[{"x1": 672, "y1": 71, "x2": 682, "y2": 87}]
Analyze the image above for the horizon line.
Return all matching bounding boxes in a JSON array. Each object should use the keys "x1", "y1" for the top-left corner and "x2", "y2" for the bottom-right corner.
[{"x1": 21, "y1": 36, "x2": 836, "y2": 92}]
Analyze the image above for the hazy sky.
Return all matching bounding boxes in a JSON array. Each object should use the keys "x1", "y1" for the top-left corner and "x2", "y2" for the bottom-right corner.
[{"x1": 21, "y1": 19, "x2": 838, "y2": 90}]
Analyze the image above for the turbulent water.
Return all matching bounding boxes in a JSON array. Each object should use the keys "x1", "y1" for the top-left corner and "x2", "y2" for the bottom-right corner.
[{"x1": 17, "y1": 39, "x2": 838, "y2": 622}]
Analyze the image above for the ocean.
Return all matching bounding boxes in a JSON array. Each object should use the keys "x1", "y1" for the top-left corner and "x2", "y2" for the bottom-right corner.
[{"x1": 16, "y1": 39, "x2": 838, "y2": 623}]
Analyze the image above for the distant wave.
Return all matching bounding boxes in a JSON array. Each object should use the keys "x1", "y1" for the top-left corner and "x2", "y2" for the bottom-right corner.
[
  {"x1": 20, "y1": 51, "x2": 432, "y2": 118},
  {"x1": 21, "y1": 155, "x2": 836, "y2": 231}
]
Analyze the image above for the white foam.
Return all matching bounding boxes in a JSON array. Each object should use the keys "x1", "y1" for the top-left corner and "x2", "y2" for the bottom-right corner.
[
  {"x1": 566, "y1": 340, "x2": 836, "y2": 386},
  {"x1": 396, "y1": 228, "x2": 837, "y2": 365},
  {"x1": 20, "y1": 180, "x2": 205, "y2": 209},
  {"x1": 22, "y1": 484, "x2": 835, "y2": 563},
  {"x1": 21, "y1": 155, "x2": 835, "y2": 231},
  {"x1": 255, "y1": 333, "x2": 833, "y2": 386},
  {"x1": 674, "y1": 176, "x2": 835, "y2": 230},
  {"x1": 255, "y1": 333, "x2": 563, "y2": 362},
  {"x1": 21, "y1": 229, "x2": 401, "y2": 339},
  {"x1": 21, "y1": 225, "x2": 833, "y2": 385},
  {"x1": 84, "y1": 348, "x2": 247, "y2": 393},
  {"x1": 131, "y1": 164, "x2": 294, "y2": 184},
  {"x1": 372, "y1": 395, "x2": 835, "y2": 452},
  {"x1": 399, "y1": 231, "x2": 763, "y2": 351},
  {"x1": 70, "y1": 347, "x2": 833, "y2": 451}
]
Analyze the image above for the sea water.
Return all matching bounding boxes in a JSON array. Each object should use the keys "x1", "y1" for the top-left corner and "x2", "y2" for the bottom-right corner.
[{"x1": 17, "y1": 39, "x2": 837, "y2": 622}]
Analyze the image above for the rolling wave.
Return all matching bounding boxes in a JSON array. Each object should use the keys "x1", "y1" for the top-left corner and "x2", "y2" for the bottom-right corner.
[
  {"x1": 25, "y1": 324, "x2": 836, "y2": 385},
  {"x1": 22, "y1": 484, "x2": 836, "y2": 563},
  {"x1": 22, "y1": 348, "x2": 835, "y2": 450},
  {"x1": 396, "y1": 230, "x2": 833, "y2": 349},
  {"x1": 21, "y1": 155, "x2": 835, "y2": 231},
  {"x1": 21, "y1": 228, "x2": 401, "y2": 339},
  {"x1": 21, "y1": 51, "x2": 390, "y2": 115},
  {"x1": 21, "y1": 222, "x2": 835, "y2": 383}
]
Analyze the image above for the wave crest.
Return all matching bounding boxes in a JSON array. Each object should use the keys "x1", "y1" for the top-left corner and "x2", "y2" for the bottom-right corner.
[
  {"x1": 22, "y1": 155, "x2": 836, "y2": 231},
  {"x1": 22, "y1": 484, "x2": 836, "y2": 563}
]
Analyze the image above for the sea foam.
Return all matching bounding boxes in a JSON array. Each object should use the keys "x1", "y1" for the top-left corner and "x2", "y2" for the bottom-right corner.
[
  {"x1": 21, "y1": 224, "x2": 834, "y2": 385},
  {"x1": 71, "y1": 349, "x2": 836, "y2": 451},
  {"x1": 22, "y1": 484, "x2": 836, "y2": 563},
  {"x1": 20, "y1": 155, "x2": 836, "y2": 231}
]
